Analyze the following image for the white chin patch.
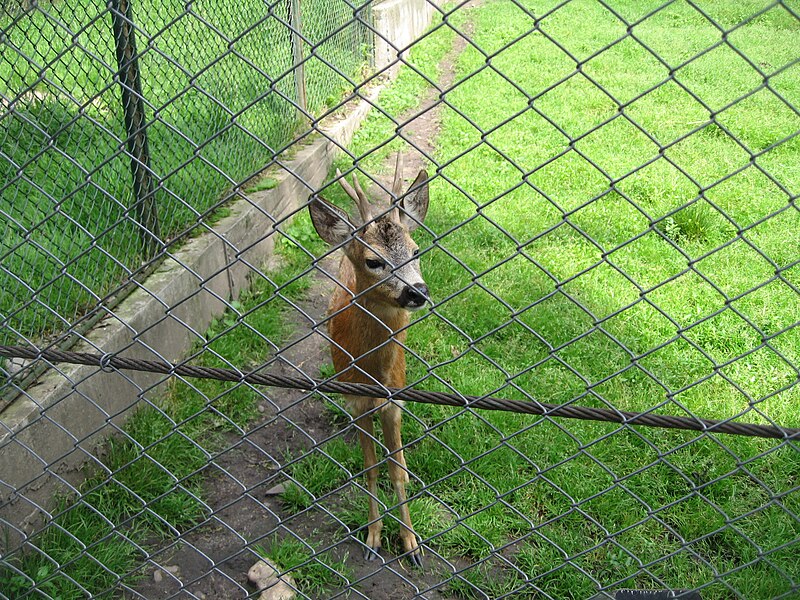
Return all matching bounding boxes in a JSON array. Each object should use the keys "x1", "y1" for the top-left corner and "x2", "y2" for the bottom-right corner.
[{"x1": 405, "y1": 300, "x2": 428, "y2": 312}]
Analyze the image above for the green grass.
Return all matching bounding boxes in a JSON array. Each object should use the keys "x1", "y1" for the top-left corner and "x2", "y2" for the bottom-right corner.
[
  {"x1": 0, "y1": 413, "x2": 209, "y2": 598},
  {"x1": 0, "y1": 0, "x2": 369, "y2": 345},
  {"x1": 284, "y1": 1, "x2": 800, "y2": 598},
  {"x1": 0, "y1": 236, "x2": 316, "y2": 598}
]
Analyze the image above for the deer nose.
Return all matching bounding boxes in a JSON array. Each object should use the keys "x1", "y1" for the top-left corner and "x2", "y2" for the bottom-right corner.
[{"x1": 401, "y1": 283, "x2": 429, "y2": 308}]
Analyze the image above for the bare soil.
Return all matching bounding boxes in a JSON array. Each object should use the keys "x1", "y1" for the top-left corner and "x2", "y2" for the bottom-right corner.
[{"x1": 131, "y1": 12, "x2": 476, "y2": 600}]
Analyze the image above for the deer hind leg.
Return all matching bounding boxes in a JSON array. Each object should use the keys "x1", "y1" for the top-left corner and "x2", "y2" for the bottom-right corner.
[
  {"x1": 380, "y1": 401, "x2": 422, "y2": 567},
  {"x1": 353, "y1": 404, "x2": 382, "y2": 561}
]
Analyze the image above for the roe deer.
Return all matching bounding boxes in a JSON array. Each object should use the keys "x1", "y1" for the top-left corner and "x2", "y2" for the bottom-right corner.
[{"x1": 308, "y1": 155, "x2": 429, "y2": 566}]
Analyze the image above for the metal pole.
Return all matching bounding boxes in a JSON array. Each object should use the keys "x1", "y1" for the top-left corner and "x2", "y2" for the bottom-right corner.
[
  {"x1": 110, "y1": 0, "x2": 160, "y2": 260},
  {"x1": 289, "y1": 0, "x2": 307, "y2": 115}
]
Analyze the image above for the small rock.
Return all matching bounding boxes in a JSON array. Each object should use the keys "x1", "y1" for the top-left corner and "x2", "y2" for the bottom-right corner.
[
  {"x1": 196, "y1": 593, "x2": 206, "y2": 600},
  {"x1": 258, "y1": 404, "x2": 267, "y2": 413},
  {"x1": 248, "y1": 558, "x2": 296, "y2": 600},
  {"x1": 5, "y1": 357, "x2": 31, "y2": 376},
  {"x1": 264, "y1": 483, "x2": 286, "y2": 496},
  {"x1": 154, "y1": 565, "x2": 179, "y2": 583}
]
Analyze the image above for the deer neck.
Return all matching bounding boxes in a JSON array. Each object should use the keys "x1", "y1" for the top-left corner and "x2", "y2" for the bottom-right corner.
[{"x1": 352, "y1": 279, "x2": 409, "y2": 340}]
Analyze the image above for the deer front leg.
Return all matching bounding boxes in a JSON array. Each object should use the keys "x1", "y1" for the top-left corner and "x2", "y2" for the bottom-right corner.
[
  {"x1": 380, "y1": 402, "x2": 422, "y2": 567},
  {"x1": 354, "y1": 409, "x2": 382, "y2": 561}
]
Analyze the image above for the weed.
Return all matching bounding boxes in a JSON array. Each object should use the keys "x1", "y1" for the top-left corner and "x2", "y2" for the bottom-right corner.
[
  {"x1": 280, "y1": 482, "x2": 315, "y2": 513},
  {"x1": 276, "y1": 209, "x2": 327, "y2": 260},
  {"x1": 255, "y1": 536, "x2": 351, "y2": 596},
  {"x1": 319, "y1": 362, "x2": 335, "y2": 379},
  {"x1": 283, "y1": 440, "x2": 362, "y2": 504},
  {"x1": 244, "y1": 177, "x2": 279, "y2": 194},
  {"x1": 658, "y1": 201, "x2": 732, "y2": 247},
  {"x1": 322, "y1": 398, "x2": 352, "y2": 429}
]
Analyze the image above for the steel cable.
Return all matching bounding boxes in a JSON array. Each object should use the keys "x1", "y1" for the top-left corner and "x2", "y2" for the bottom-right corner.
[{"x1": 2, "y1": 344, "x2": 797, "y2": 440}]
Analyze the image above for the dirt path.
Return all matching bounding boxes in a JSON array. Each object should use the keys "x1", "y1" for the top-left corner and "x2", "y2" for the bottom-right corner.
[
  {"x1": 131, "y1": 8, "x2": 478, "y2": 600},
  {"x1": 382, "y1": 17, "x2": 469, "y2": 192}
]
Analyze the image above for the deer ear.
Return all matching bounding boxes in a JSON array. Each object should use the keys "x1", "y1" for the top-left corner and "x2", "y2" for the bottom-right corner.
[
  {"x1": 308, "y1": 196, "x2": 354, "y2": 246},
  {"x1": 399, "y1": 170, "x2": 429, "y2": 232}
]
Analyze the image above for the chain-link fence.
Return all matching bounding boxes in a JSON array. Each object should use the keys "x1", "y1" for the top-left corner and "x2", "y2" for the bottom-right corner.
[
  {"x1": 2, "y1": 0, "x2": 799, "y2": 598},
  {"x1": 0, "y1": 0, "x2": 371, "y2": 348}
]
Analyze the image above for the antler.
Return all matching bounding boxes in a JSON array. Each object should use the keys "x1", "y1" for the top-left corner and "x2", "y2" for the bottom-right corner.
[
  {"x1": 391, "y1": 152, "x2": 405, "y2": 198},
  {"x1": 390, "y1": 153, "x2": 405, "y2": 223},
  {"x1": 335, "y1": 155, "x2": 406, "y2": 224},
  {"x1": 336, "y1": 168, "x2": 373, "y2": 223}
]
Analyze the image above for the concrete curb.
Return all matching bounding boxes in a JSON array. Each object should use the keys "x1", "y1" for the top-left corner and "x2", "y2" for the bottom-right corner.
[
  {"x1": 0, "y1": 0, "x2": 440, "y2": 534},
  {"x1": 0, "y1": 94, "x2": 375, "y2": 534}
]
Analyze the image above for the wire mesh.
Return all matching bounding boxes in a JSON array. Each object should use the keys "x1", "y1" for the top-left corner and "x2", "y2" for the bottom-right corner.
[
  {"x1": 1, "y1": 0, "x2": 799, "y2": 599},
  {"x1": 0, "y1": 0, "x2": 373, "y2": 346}
]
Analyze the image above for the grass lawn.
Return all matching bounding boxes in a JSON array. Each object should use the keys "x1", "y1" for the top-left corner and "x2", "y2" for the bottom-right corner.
[
  {"x1": 0, "y1": 0, "x2": 367, "y2": 345},
  {"x1": 286, "y1": 1, "x2": 800, "y2": 598}
]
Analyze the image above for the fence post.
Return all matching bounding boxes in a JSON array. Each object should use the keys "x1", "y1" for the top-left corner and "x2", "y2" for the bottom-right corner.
[
  {"x1": 289, "y1": 0, "x2": 307, "y2": 115},
  {"x1": 110, "y1": 0, "x2": 160, "y2": 260}
]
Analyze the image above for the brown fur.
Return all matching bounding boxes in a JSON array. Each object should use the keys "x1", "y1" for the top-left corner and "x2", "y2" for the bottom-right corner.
[
  {"x1": 309, "y1": 162, "x2": 429, "y2": 565},
  {"x1": 326, "y1": 252, "x2": 418, "y2": 562},
  {"x1": 329, "y1": 255, "x2": 409, "y2": 390}
]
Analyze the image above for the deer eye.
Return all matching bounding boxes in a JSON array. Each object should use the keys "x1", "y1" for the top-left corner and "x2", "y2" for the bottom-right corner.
[
  {"x1": 412, "y1": 248, "x2": 420, "y2": 257},
  {"x1": 365, "y1": 258, "x2": 385, "y2": 270}
]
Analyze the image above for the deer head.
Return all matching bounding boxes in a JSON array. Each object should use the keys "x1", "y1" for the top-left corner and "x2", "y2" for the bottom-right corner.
[{"x1": 309, "y1": 155, "x2": 430, "y2": 310}]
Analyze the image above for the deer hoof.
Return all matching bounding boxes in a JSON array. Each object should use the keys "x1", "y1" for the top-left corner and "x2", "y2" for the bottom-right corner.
[
  {"x1": 407, "y1": 548, "x2": 424, "y2": 569},
  {"x1": 364, "y1": 545, "x2": 382, "y2": 562}
]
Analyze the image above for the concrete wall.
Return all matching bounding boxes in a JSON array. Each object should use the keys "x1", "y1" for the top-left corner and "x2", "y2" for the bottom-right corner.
[{"x1": 373, "y1": 0, "x2": 441, "y2": 74}]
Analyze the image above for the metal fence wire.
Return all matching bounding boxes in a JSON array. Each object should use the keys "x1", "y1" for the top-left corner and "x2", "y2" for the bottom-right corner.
[{"x1": 1, "y1": 0, "x2": 799, "y2": 598}]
